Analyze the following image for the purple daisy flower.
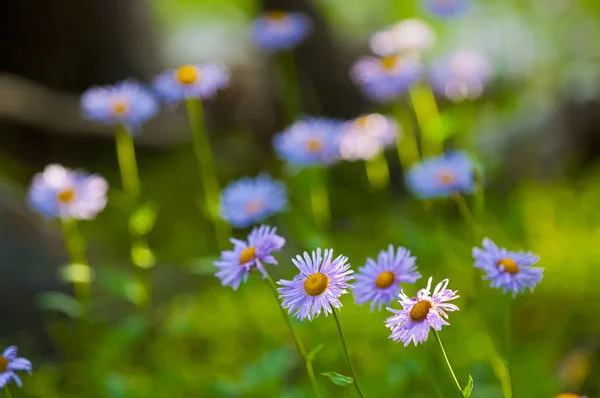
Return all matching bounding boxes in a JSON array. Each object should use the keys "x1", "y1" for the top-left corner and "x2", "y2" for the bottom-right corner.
[
  {"x1": 385, "y1": 277, "x2": 459, "y2": 346},
  {"x1": 81, "y1": 81, "x2": 159, "y2": 129},
  {"x1": 430, "y1": 50, "x2": 491, "y2": 102},
  {"x1": 424, "y1": 0, "x2": 470, "y2": 18},
  {"x1": 351, "y1": 55, "x2": 422, "y2": 103},
  {"x1": 153, "y1": 63, "x2": 230, "y2": 102},
  {"x1": 340, "y1": 113, "x2": 399, "y2": 161},
  {"x1": 273, "y1": 118, "x2": 344, "y2": 167},
  {"x1": 473, "y1": 238, "x2": 543, "y2": 297},
  {"x1": 214, "y1": 225, "x2": 285, "y2": 290},
  {"x1": 28, "y1": 164, "x2": 108, "y2": 220},
  {"x1": 251, "y1": 11, "x2": 311, "y2": 51},
  {"x1": 220, "y1": 174, "x2": 288, "y2": 228},
  {"x1": 0, "y1": 346, "x2": 32, "y2": 388},
  {"x1": 277, "y1": 248, "x2": 354, "y2": 321},
  {"x1": 353, "y1": 245, "x2": 421, "y2": 311},
  {"x1": 405, "y1": 152, "x2": 474, "y2": 199}
]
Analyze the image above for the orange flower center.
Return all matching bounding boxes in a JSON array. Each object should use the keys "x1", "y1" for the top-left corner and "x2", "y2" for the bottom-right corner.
[
  {"x1": 57, "y1": 189, "x2": 75, "y2": 204},
  {"x1": 112, "y1": 98, "x2": 128, "y2": 115},
  {"x1": 245, "y1": 200, "x2": 263, "y2": 215},
  {"x1": 304, "y1": 273, "x2": 329, "y2": 296},
  {"x1": 239, "y1": 247, "x2": 256, "y2": 264},
  {"x1": 438, "y1": 170, "x2": 455, "y2": 185},
  {"x1": 497, "y1": 258, "x2": 519, "y2": 275},
  {"x1": 175, "y1": 65, "x2": 199, "y2": 85},
  {"x1": 554, "y1": 394, "x2": 582, "y2": 398},
  {"x1": 356, "y1": 116, "x2": 370, "y2": 129},
  {"x1": 380, "y1": 56, "x2": 398, "y2": 71},
  {"x1": 0, "y1": 356, "x2": 8, "y2": 373},
  {"x1": 306, "y1": 138, "x2": 322, "y2": 152},
  {"x1": 266, "y1": 11, "x2": 287, "y2": 21},
  {"x1": 375, "y1": 271, "x2": 396, "y2": 289},
  {"x1": 409, "y1": 300, "x2": 432, "y2": 322}
]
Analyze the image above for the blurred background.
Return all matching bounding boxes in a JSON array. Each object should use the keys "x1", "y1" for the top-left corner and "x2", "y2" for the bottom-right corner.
[{"x1": 1, "y1": 0, "x2": 600, "y2": 397}]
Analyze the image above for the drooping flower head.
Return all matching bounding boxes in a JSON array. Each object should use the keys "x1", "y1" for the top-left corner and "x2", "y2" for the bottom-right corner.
[
  {"x1": 277, "y1": 248, "x2": 354, "y2": 321},
  {"x1": 370, "y1": 19, "x2": 435, "y2": 57},
  {"x1": 424, "y1": 0, "x2": 470, "y2": 18},
  {"x1": 251, "y1": 11, "x2": 311, "y2": 51},
  {"x1": 405, "y1": 152, "x2": 474, "y2": 199},
  {"x1": 473, "y1": 238, "x2": 543, "y2": 297},
  {"x1": 385, "y1": 277, "x2": 459, "y2": 346},
  {"x1": 220, "y1": 174, "x2": 288, "y2": 228},
  {"x1": 274, "y1": 118, "x2": 344, "y2": 167},
  {"x1": 354, "y1": 245, "x2": 421, "y2": 311},
  {"x1": 153, "y1": 63, "x2": 230, "y2": 102},
  {"x1": 340, "y1": 114, "x2": 399, "y2": 161},
  {"x1": 430, "y1": 50, "x2": 491, "y2": 102},
  {"x1": 214, "y1": 225, "x2": 285, "y2": 290},
  {"x1": 0, "y1": 346, "x2": 32, "y2": 388},
  {"x1": 351, "y1": 55, "x2": 422, "y2": 103},
  {"x1": 28, "y1": 164, "x2": 108, "y2": 220},
  {"x1": 81, "y1": 81, "x2": 159, "y2": 128}
]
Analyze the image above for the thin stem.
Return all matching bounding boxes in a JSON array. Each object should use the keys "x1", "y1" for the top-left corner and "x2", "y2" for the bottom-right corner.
[
  {"x1": 393, "y1": 102, "x2": 420, "y2": 169},
  {"x1": 264, "y1": 273, "x2": 320, "y2": 397},
  {"x1": 309, "y1": 168, "x2": 331, "y2": 230},
  {"x1": 505, "y1": 296, "x2": 514, "y2": 398},
  {"x1": 432, "y1": 329, "x2": 464, "y2": 397},
  {"x1": 365, "y1": 152, "x2": 390, "y2": 190},
  {"x1": 474, "y1": 169, "x2": 485, "y2": 222},
  {"x1": 332, "y1": 309, "x2": 365, "y2": 398},
  {"x1": 184, "y1": 98, "x2": 230, "y2": 250},
  {"x1": 276, "y1": 51, "x2": 301, "y2": 124},
  {"x1": 60, "y1": 219, "x2": 91, "y2": 307},
  {"x1": 115, "y1": 124, "x2": 140, "y2": 198},
  {"x1": 4, "y1": 385, "x2": 11, "y2": 398},
  {"x1": 409, "y1": 82, "x2": 445, "y2": 158},
  {"x1": 452, "y1": 193, "x2": 481, "y2": 236}
]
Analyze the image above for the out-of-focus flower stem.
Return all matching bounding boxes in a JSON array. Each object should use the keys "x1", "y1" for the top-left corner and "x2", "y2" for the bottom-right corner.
[
  {"x1": 365, "y1": 151, "x2": 390, "y2": 189},
  {"x1": 60, "y1": 219, "x2": 91, "y2": 308},
  {"x1": 409, "y1": 82, "x2": 445, "y2": 158},
  {"x1": 393, "y1": 102, "x2": 420, "y2": 170},
  {"x1": 309, "y1": 167, "x2": 331, "y2": 231}
]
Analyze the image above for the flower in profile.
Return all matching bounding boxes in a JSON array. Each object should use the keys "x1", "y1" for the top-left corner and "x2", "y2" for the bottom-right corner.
[
  {"x1": 277, "y1": 248, "x2": 353, "y2": 321},
  {"x1": 424, "y1": 0, "x2": 470, "y2": 18},
  {"x1": 220, "y1": 174, "x2": 288, "y2": 228},
  {"x1": 340, "y1": 114, "x2": 399, "y2": 160},
  {"x1": 251, "y1": 11, "x2": 311, "y2": 51},
  {"x1": 153, "y1": 63, "x2": 230, "y2": 102},
  {"x1": 430, "y1": 50, "x2": 491, "y2": 102},
  {"x1": 81, "y1": 81, "x2": 159, "y2": 128},
  {"x1": 405, "y1": 152, "x2": 474, "y2": 199},
  {"x1": 473, "y1": 238, "x2": 543, "y2": 297},
  {"x1": 0, "y1": 346, "x2": 32, "y2": 388},
  {"x1": 273, "y1": 118, "x2": 344, "y2": 167},
  {"x1": 28, "y1": 164, "x2": 108, "y2": 220},
  {"x1": 354, "y1": 245, "x2": 421, "y2": 311},
  {"x1": 385, "y1": 277, "x2": 459, "y2": 346},
  {"x1": 214, "y1": 225, "x2": 285, "y2": 290},
  {"x1": 351, "y1": 55, "x2": 422, "y2": 102},
  {"x1": 370, "y1": 19, "x2": 435, "y2": 57}
]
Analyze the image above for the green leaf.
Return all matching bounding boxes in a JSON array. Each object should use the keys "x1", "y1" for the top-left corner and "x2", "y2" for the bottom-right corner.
[
  {"x1": 306, "y1": 344, "x2": 325, "y2": 361},
  {"x1": 129, "y1": 202, "x2": 159, "y2": 236},
  {"x1": 462, "y1": 375, "x2": 474, "y2": 397},
  {"x1": 321, "y1": 372, "x2": 353, "y2": 386},
  {"x1": 37, "y1": 291, "x2": 83, "y2": 319}
]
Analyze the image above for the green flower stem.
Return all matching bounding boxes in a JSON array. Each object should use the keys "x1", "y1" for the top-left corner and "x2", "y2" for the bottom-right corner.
[
  {"x1": 332, "y1": 309, "x2": 365, "y2": 398},
  {"x1": 184, "y1": 98, "x2": 230, "y2": 250},
  {"x1": 432, "y1": 329, "x2": 464, "y2": 397},
  {"x1": 4, "y1": 385, "x2": 11, "y2": 398},
  {"x1": 309, "y1": 168, "x2": 331, "y2": 231},
  {"x1": 60, "y1": 218, "x2": 91, "y2": 307},
  {"x1": 474, "y1": 169, "x2": 485, "y2": 223},
  {"x1": 409, "y1": 82, "x2": 445, "y2": 158},
  {"x1": 276, "y1": 51, "x2": 301, "y2": 124},
  {"x1": 393, "y1": 103, "x2": 420, "y2": 169},
  {"x1": 264, "y1": 273, "x2": 320, "y2": 398},
  {"x1": 452, "y1": 193, "x2": 481, "y2": 236},
  {"x1": 505, "y1": 296, "x2": 514, "y2": 398},
  {"x1": 365, "y1": 152, "x2": 390, "y2": 190}
]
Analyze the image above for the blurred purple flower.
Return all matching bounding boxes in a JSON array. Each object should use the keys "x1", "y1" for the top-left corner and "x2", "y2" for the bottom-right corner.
[
  {"x1": 353, "y1": 245, "x2": 421, "y2": 311},
  {"x1": 340, "y1": 113, "x2": 399, "y2": 160},
  {"x1": 370, "y1": 19, "x2": 435, "y2": 57},
  {"x1": 424, "y1": 0, "x2": 470, "y2": 18},
  {"x1": 28, "y1": 164, "x2": 108, "y2": 221},
  {"x1": 214, "y1": 225, "x2": 285, "y2": 290},
  {"x1": 277, "y1": 248, "x2": 354, "y2": 321},
  {"x1": 153, "y1": 63, "x2": 230, "y2": 102},
  {"x1": 406, "y1": 152, "x2": 475, "y2": 199},
  {"x1": 251, "y1": 11, "x2": 311, "y2": 51},
  {"x1": 81, "y1": 81, "x2": 159, "y2": 129},
  {"x1": 0, "y1": 346, "x2": 32, "y2": 388},
  {"x1": 385, "y1": 277, "x2": 459, "y2": 346},
  {"x1": 430, "y1": 50, "x2": 491, "y2": 102},
  {"x1": 473, "y1": 238, "x2": 543, "y2": 297}
]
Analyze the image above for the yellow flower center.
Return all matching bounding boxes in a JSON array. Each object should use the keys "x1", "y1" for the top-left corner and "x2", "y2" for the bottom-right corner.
[
  {"x1": 409, "y1": 300, "x2": 432, "y2": 322},
  {"x1": 266, "y1": 11, "x2": 288, "y2": 21},
  {"x1": 304, "y1": 273, "x2": 329, "y2": 296},
  {"x1": 0, "y1": 356, "x2": 8, "y2": 373},
  {"x1": 245, "y1": 200, "x2": 263, "y2": 215},
  {"x1": 375, "y1": 271, "x2": 396, "y2": 289},
  {"x1": 356, "y1": 116, "x2": 370, "y2": 129},
  {"x1": 306, "y1": 138, "x2": 322, "y2": 152},
  {"x1": 239, "y1": 247, "x2": 256, "y2": 264},
  {"x1": 175, "y1": 65, "x2": 199, "y2": 85},
  {"x1": 497, "y1": 258, "x2": 519, "y2": 275},
  {"x1": 57, "y1": 189, "x2": 75, "y2": 204},
  {"x1": 555, "y1": 394, "x2": 582, "y2": 398},
  {"x1": 438, "y1": 170, "x2": 455, "y2": 185},
  {"x1": 112, "y1": 98, "x2": 128, "y2": 115},
  {"x1": 380, "y1": 56, "x2": 398, "y2": 71}
]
